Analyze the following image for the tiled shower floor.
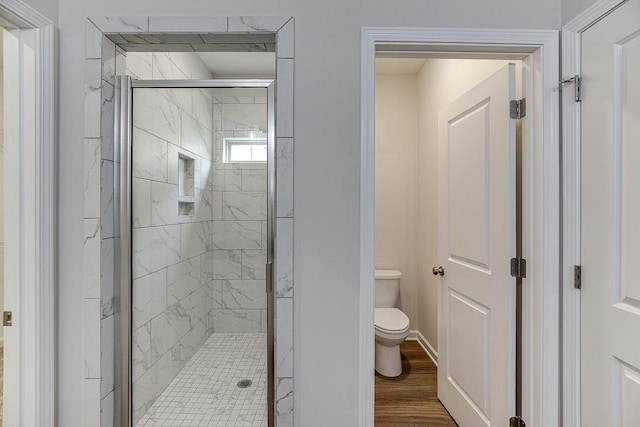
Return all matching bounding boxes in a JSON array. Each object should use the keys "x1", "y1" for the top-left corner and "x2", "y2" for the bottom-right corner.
[{"x1": 137, "y1": 333, "x2": 267, "y2": 427}]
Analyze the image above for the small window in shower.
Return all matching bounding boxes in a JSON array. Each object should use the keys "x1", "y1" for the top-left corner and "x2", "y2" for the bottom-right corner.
[{"x1": 223, "y1": 137, "x2": 267, "y2": 163}]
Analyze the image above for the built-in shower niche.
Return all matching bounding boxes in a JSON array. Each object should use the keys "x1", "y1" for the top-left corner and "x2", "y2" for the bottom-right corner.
[{"x1": 178, "y1": 154, "x2": 195, "y2": 217}]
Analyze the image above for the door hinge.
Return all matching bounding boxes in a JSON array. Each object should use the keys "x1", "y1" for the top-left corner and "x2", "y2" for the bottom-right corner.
[
  {"x1": 510, "y1": 98, "x2": 526, "y2": 119},
  {"x1": 574, "y1": 265, "x2": 581, "y2": 289},
  {"x1": 3, "y1": 311, "x2": 12, "y2": 327},
  {"x1": 510, "y1": 416, "x2": 526, "y2": 427},
  {"x1": 560, "y1": 75, "x2": 582, "y2": 102},
  {"x1": 510, "y1": 257, "x2": 527, "y2": 279}
]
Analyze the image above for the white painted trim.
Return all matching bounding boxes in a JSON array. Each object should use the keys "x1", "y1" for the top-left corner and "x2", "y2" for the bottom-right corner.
[
  {"x1": 560, "y1": 2, "x2": 626, "y2": 427},
  {"x1": 0, "y1": 1, "x2": 55, "y2": 425},
  {"x1": 563, "y1": 0, "x2": 627, "y2": 32},
  {"x1": 407, "y1": 330, "x2": 438, "y2": 366},
  {"x1": 360, "y1": 27, "x2": 560, "y2": 427}
]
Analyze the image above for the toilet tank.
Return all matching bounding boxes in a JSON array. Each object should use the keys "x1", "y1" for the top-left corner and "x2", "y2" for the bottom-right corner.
[{"x1": 375, "y1": 269, "x2": 402, "y2": 308}]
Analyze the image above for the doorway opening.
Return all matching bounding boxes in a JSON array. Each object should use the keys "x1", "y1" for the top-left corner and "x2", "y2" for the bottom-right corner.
[
  {"x1": 374, "y1": 56, "x2": 524, "y2": 426},
  {"x1": 361, "y1": 27, "x2": 560, "y2": 427},
  {"x1": 113, "y1": 49, "x2": 276, "y2": 427}
]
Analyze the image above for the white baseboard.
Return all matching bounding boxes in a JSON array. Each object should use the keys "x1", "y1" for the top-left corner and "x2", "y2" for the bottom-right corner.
[{"x1": 407, "y1": 330, "x2": 438, "y2": 366}]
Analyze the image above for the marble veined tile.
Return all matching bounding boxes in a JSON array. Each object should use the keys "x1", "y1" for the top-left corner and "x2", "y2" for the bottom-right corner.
[
  {"x1": 180, "y1": 222, "x2": 209, "y2": 259},
  {"x1": 194, "y1": 189, "x2": 214, "y2": 222},
  {"x1": 132, "y1": 127, "x2": 168, "y2": 182},
  {"x1": 212, "y1": 250, "x2": 242, "y2": 280},
  {"x1": 126, "y1": 52, "x2": 152, "y2": 80},
  {"x1": 276, "y1": 378, "x2": 294, "y2": 427},
  {"x1": 100, "y1": 315, "x2": 115, "y2": 398},
  {"x1": 148, "y1": 16, "x2": 227, "y2": 33},
  {"x1": 241, "y1": 169, "x2": 267, "y2": 192},
  {"x1": 178, "y1": 319, "x2": 208, "y2": 365},
  {"x1": 133, "y1": 225, "x2": 181, "y2": 279},
  {"x1": 276, "y1": 59, "x2": 294, "y2": 138},
  {"x1": 242, "y1": 250, "x2": 267, "y2": 280},
  {"x1": 276, "y1": 218, "x2": 293, "y2": 298},
  {"x1": 224, "y1": 169, "x2": 242, "y2": 191},
  {"x1": 227, "y1": 16, "x2": 290, "y2": 32},
  {"x1": 133, "y1": 89, "x2": 180, "y2": 146},
  {"x1": 276, "y1": 298, "x2": 293, "y2": 377},
  {"x1": 223, "y1": 192, "x2": 267, "y2": 221},
  {"x1": 197, "y1": 158, "x2": 212, "y2": 190},
  {"x1": 100, "y1": 238, "x2": 115, "y2": 319},
  {"x1": 211, "y1": 221, "x2": 262, "y2": 250},
  {"x1": 133, "y1": 324, "x2": 151, "y2": 382},
  {"x1": 83, "y1": 219, "x2": 101, "y2": 299},
  {"x1": 157, "y1": 87, "x2": 192, "y2": 118},
  {"x1": 151, "y1": 181, "x2": 178, "y2": 226},
  {"x1": 190, "y1": 286, "x2": 211, "y2": 325},
  {"x1": 276, "y1": 138, "x2": 294, "y2": 218},
  {"x1": 221, "y1": 103, "x2": 267, "y2": 132},
  {"x1": 166, "y1": 257, "x2": 201, "y2": 305},
  {"x1": 83, "y1": 299, "x2": 101, "y2": 378},
  {"x1": 193, "y1": 89, "x2": 213, "y2": 130},
  {"x1": 201, "y1": 252, "x2": 214, "y2": 284},
  {"x1": 209, "y1": 309, "x2": 261, "y2": 333},
  {"x1": 84, "y1": 138, "x2": 101, "y2": 218},
  {"x1": 132, "y1": 269, "x2": 167, "y2": 330},
  {"x1": 100, "y1": 160, "x2": 114, "y2": 239},
  {"x1": 89, "y1": 16, "x2": 148, "y2": 33},
  {"x1": 132, "y1": 344, "x2": 181, "y2": 425},
  {"x1": 210, "y1": 280, "x2": 223, "y2": 309},
  {"x1": 222, "y1": 280, "x2": 266, "y2": 309},
  {"x1": 150, "y1": 299, "x2": 192, "y2": 364},
  {"x1": 152, "y1": 53, "x2": 188, "y2": 81},
  {"x1": 132, "y1": 178, "x2": 151, "y2": 228},
  {"x1": 181, "y1": 112, "x2": 212, "y2": 160}
]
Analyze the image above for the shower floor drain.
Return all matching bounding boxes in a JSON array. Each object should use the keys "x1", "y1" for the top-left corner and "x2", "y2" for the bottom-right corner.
[{"x1": 237, "y1": 379, "x2": 252, "y2": 389}]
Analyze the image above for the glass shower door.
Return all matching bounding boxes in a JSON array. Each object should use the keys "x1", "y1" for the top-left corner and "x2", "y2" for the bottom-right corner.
[{"x1": 118, "y1": 78, "x2": 274, "y2": 427}]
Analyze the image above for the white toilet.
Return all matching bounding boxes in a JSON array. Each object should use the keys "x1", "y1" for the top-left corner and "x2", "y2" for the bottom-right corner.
[{"x1": 374, "y1": 269, "x2": 410, "y2": 377}]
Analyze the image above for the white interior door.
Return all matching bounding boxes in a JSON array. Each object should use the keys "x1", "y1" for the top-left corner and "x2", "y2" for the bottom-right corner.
[
  {"x1": 437, "y1": 64, "x2": 517, "y2": 426},
  {"x1": 581, "y1": 0, "x2": 640, "y2": 425}
]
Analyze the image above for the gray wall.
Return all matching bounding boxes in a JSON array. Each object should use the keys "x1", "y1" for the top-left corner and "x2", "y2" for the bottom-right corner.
[
  {"x1": 56, "y1": 1, "x2": 560, "y2": 426},
  {"x1": 23, "y1": 0, "x2": 58, "y2": 23},
  {"x1": 562, "y1": 0, "x2": 599, "y2": 24}
]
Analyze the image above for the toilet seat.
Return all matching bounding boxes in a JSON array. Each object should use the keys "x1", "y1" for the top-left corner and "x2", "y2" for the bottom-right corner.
[{"x1": 374, "y1": 308, "x2": 409, "y2": 334}]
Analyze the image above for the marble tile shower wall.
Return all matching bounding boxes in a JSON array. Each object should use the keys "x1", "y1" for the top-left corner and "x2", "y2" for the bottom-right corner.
[
  {"x1": 84, "y1": 16, "x2": 295, "y2": 427},
  {"x1": 124, "y1": 53, "x2": 217, "y2": 424},
  {"x1": 209, "y1": 88, "x2": 269, "y2": 333}
]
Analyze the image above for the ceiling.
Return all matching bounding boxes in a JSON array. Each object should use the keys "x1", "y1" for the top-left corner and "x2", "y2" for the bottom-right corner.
[
  {"x1": 197, "y1": 52, "x2": 275, "y2": 77},
  {"x1": 375, "y1": 58, "x2": 427, "y2": 75}
]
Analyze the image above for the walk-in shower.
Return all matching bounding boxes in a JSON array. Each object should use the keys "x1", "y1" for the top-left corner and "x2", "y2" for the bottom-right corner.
[{"x1": 115, "y1": 76, "x2": 275, "y2": 427}]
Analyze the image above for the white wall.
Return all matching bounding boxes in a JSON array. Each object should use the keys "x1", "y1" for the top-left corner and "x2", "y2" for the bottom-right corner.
[
  {"x1": 374, "y1": 73, "x2": 419, "y2": 327},
  {"x1": 415, "y1": 59, "x2": 517, "y2": 352},
  {"x1": 56, "y1": 1, "x2": 560, "y2": 425}
]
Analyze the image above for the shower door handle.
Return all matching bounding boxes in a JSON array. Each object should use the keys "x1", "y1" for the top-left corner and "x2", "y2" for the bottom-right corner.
[{"x1": 265, "y1": 262, "x2": 274, "y2": 293}]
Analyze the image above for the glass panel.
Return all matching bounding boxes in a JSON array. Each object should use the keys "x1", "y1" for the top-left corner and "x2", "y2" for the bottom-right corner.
[
  {"x1": 130, "y1": 86, "x2": 269, "y2": 426},
  {"x1": 252, "y1": 144, "x2": 268, "y2": 162},
  {"x1": 229, "y1": 144, "x2": 251, "y2": 162}
]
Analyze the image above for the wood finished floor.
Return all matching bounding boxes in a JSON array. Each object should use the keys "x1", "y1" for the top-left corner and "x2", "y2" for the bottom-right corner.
[{"x1": 375, "y1": 341, "x2": 458, "y2": 427}]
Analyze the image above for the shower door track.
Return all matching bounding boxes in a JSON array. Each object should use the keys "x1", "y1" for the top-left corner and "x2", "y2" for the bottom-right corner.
[{"x1": 115, "y1": 77, "x2": 277, "y2": 427}]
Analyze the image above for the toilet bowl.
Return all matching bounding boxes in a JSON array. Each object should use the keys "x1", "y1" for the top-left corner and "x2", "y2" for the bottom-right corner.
[{"x1": 374, "y1": 308, "x2": 410, "y2": 377}]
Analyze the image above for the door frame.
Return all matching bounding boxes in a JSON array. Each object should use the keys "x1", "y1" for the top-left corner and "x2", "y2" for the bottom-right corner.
[
  {"x1": 116, "y1": 77, "x2": 277, "y2": 427},
  {"x1": 561, "y1": 1, "x2": 627, "y2": 426},
  {"x1": 360, "y1": 27, "x2": 560, "y2": 427},
  {"x1": 0, "y1": 0, "x2": 56, "y2": 425}
]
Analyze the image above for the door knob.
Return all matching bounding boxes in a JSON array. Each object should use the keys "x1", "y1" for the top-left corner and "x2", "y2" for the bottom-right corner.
[{"x1": 432, "y1": 266, "x2": 445, "y2": 276}]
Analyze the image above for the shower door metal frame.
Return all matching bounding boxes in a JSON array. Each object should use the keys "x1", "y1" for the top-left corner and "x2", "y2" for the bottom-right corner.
[{"x1": 115, "y1": 76, "x2": 277, "y2": 427}]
